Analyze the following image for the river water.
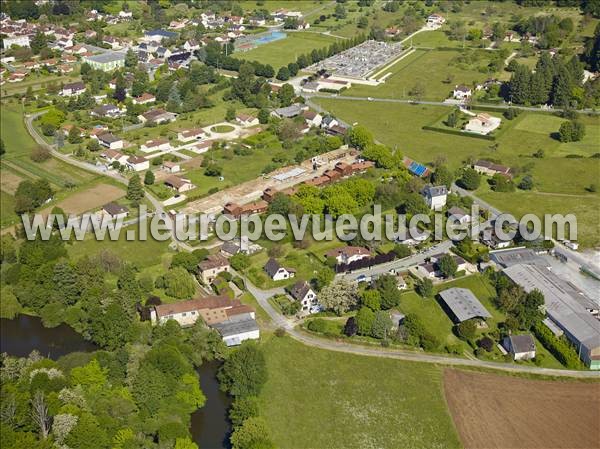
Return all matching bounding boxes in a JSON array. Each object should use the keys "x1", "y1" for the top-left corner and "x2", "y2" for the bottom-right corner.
[{"x1": 0, "y1": 315, "x2": 231, "y2": 449}]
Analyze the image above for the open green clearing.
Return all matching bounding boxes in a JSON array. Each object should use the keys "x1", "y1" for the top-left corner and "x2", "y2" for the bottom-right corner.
[
  {"x1": 66, "y1": 225, "x2": 173, "y2": 269},
  {"x1": 237, "y1": 1, "x2": 323, "y2": 14},
  {"x1": 243, "y1": 238, "x2": 341, "y2": 289},
  {"x1": 259, "y1": 336, "x2": 462, "y2": 449},
  {"x1": 210, "y1": 124, "x2": 235, "y2": 133},
  {"x1": 313, "y1": 99, "x2": 600, "y2": 247},
  {"x1": 345, "y1": 48, "x2": 501, "y2": 101},
  {"x1": 400, "y1": 275, "x2": 498, "y2": 350},
  {"x1": 235, "y1": 32, "x2": 339, "y2": 69}
]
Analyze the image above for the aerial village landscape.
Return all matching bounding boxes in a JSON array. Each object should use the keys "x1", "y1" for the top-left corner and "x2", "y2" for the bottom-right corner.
[{"x1": 0, "y1": 1, "x2": 599, "y2": 448}]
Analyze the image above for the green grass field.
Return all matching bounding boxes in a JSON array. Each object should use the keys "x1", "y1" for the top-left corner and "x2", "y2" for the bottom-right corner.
[
  {"x1": 235, "y1": 32, "x2": 339, "y2": 69},
  {"x1": 345, "y1": 48, "x2": 500, "y2": 101},
  {"x1": 66, "y1": 224, "x2": 173, "y2": 269},
  {"x1": 259, "y1": 336, "x2": 462, "y2": 449},
  {"x1": 401, "y1": 275, "x2": 498, "y2": 349}
]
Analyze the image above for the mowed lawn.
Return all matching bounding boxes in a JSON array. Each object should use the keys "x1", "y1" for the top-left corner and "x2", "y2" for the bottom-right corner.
[
  {"x1": 259, "y1": 336, "x2": 462, "y2": 449},
  {"x1": 235, "y1": 32, "x2": 339, "y2": 69},
  {"x1": 344, "y1": 49, "x2": 499, "y2": 101},
  {"x1": 313, "y1": 99, "x2": 600, "y2": 247},
  {"x1": 400, "y1": 275, "x2": 499, "y2": 351}
]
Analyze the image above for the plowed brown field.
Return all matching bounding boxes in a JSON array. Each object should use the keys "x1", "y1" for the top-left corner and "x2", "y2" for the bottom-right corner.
[{"x1": 444, "y1": 369, "x2": 600, "y2": 449}]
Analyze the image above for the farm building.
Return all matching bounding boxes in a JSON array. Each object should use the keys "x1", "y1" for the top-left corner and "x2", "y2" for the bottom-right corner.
[
  {"x1": 438, "y1": 287, "x2": 492, "y2": 324},
  {"x1": 502, "y1": 334, "x2": 536, "y2": 361}
]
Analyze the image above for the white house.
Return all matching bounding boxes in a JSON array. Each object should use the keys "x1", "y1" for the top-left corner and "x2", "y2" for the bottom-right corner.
[
  {"x1": 98, "y1": 133, "x2": 124, "y2": 150},
  {"x1": 162, "y1": 161, "x2": 181, "y2": 173},
  {"x1": 453, "y1": 85, "x2": 472, "y2": 101},
  {"x1": 61, "y1": 81, "x2": 86, "y2": 97},
  {"x1": 164, "y1": 175, "x2": 195, "y2": 193},
  {"x1": 321, "y1": 116, "x2": 339, "y2": 129},
  {"x1": 464, "y1": 113, "x2": 501, "y2": 135},
  {"x1": 447, "y1": 206, "x2": 472, "y2": 225},
  {"x1": 126, "y1": 156, "x2": 149, "y2": 172},
  {"x1": 177, "y1": 128, "x2": 206, "y2": 142},
  {"x1": 101, "y1": 202, "x2": 129, "y2": 219},
  {"x1": 264, "y1": 258, "x2": 296, "y2": 281},
  {"x1": 100, "y1": 149, "x2": 128, "y2": 165},
  {"x1": 503, "y1": 334, "x2": 536, "y2": 360},
  {"x1": 183, "y1": 39, "x2": 201, "y2": 51},
  {"x1": 91, "y1": 104, "x2": 122, "y2": 118},
  {"x1": 426, "y1": 14, "x2": 446, "y2": 27},
  {"x1": 326, "y1": 246, "x2": 370, "y2": 265},
  {"x1": 303, "y1": 110, "x2": 322, "y2": 127},
  {"x1": 138, "y1": 108, "x2": 176, "y2": 124},
  {"x1": 213, "y1": 317, "x2": 260, "y2": 347},
  {"x1": 140, "y1": 139, "x2": 171, "y2": 153},
  {"x1": 235, "y1": 113, "x2": 259, "y2": 127},
  {"x1": 422, "y1": 185, "x2": 447, "y2": 210},
  {"x1": 132, "y1": 93, "x2": 156, "y2": 105},
  {"x1": 290, "y1": 280, "x2": 320, "y2": 314}
]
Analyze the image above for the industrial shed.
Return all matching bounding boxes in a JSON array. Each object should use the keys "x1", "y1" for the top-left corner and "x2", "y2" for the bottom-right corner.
[
  {"x1": 503, "y1": 263, "x2": 600, "y2": 369},
  {"x1": 438, "y1": 287, "x2": 492, "y2": 324}
]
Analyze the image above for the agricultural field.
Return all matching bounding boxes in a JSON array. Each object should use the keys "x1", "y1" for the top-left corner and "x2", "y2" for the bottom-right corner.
[
  {"x1": 235, "y1": 32, "x2": 339, "y2": 69},
  {"x1": 39, "y1": 183, "x2": 125, "y2": 216},
  {"x1": 259, "y1": 336, "x2": 462, "y2": 449},
  {"x1": 313, "y1": 98, "x2": 600, "y2": 247},
  {"x1": 0, "y1": 101, "x2": 104, "y2": 228},
  {"x1": 344, "y1": 48, "x2": 502, "y2": 101},
  {"x1": 444, "y1": 369, "x2": 600, "y2": 449}
]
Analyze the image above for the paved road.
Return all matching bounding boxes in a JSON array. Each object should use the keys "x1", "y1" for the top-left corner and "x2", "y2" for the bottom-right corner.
[{"x1": 305, "y1": 94, "x2": 600, "y2": 114}]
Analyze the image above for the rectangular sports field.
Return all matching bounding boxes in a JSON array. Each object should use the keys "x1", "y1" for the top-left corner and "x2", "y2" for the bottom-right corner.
[{"x1": 235, "y1": 32, "x2": 339, "y2": 69}]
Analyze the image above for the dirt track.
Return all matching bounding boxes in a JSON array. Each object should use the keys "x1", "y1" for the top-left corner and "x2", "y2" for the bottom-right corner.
[{"x1": 444, "y1": 369, "x2": 600, "y2": 449}]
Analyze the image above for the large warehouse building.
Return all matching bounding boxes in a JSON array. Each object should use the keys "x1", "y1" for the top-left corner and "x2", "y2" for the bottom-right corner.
[{"x1": 503, "y1": 263, "x2": 600, "y2": 369}]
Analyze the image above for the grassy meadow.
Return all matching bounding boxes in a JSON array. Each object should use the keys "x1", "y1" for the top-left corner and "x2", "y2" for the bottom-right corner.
[
  {"x1": 235, "y1": 32, "x2": 339, "y2": 69},
  {"x1": 259, "y1": 336, "x2": 462, "y2": 449}
]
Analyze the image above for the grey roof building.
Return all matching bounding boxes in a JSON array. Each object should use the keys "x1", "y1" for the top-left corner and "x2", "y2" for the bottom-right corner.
[
  {"x1": 272, "y1": 104, "x2": 305, "y2": 118},
  {"x1": 438, "y1": 287, "x2": 492, "y2": 323},
  {"x1": 489, "y1": 247, "x2": 549, "y2": 268},
  {"x1": 423, "y1": 185, "x2": 447, "y2": 198},
  {"x1": 503, "y1": 263, "x2": 600, "y2": 367},
  {"x1": 264, "y1": 258, "x2": 282, "y2": 278}
]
